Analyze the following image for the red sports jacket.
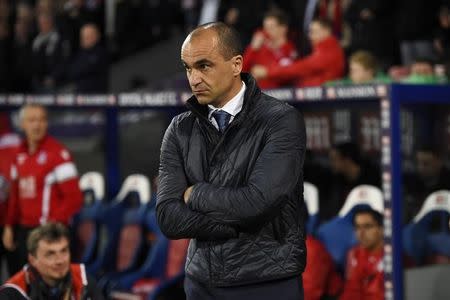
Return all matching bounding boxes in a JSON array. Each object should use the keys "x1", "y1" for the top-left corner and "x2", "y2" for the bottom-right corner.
[
  {"x1": 0, "y1": 133, "x2": 21, "y2": 226},
  {"x1": 304, "y1": 236, "x2": 343, "y2": 300},
  {"x1": 3, "y1": 264, "x2": 88, "y2": 299},
  {"x1": 340, "y1": 245, "x2": 384, "y2": 300},
  {"x1": 6, "y1": 135, "x2": 82, "y2": 226},
  {"x1": 267, "y1": 36, "x2": 345, "y2": 87},
  {"x1": 243, "y1": 38, "x2": 297, "y2": 89}
]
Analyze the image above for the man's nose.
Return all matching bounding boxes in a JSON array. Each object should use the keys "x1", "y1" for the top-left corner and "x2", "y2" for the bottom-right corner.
[{"x1": 189, "y1": 69, "x2": 202, "y2": 87}]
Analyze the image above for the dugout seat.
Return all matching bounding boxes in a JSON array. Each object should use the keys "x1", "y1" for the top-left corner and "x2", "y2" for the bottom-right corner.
[
  {"x1": 304, "y1": 182, "x2": 320, "y2": 235},
  {"x1": 316, "y1": 185, "x2": 384, "y2": 271},
  {"x1": 72, "y1": 172, "x2": 105, "y2": 263},
  {"x1": 86, "y1": 174, "x2": 152, "y2": 277},
  {"x1": 403, "y1": 190, "x2": 450, "y2": 265}
]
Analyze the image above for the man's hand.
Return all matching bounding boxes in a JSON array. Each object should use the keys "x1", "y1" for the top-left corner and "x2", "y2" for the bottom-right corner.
[
  {"x1": 184, "y1": 186, "x2": 194, "y2": 204},
  {"x1": 251, "y1": 65, "x2": 268, "y2": 79},
  {"x1": 2, "y1": 226, "x2": 15, "y2": 251},
  {"x1": 250, "y1": 31, "x2": 266, "y2": 50}
]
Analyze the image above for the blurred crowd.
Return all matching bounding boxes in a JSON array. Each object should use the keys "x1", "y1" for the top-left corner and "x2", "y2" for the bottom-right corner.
[
  {"x1": 0, "y1": 0, "x2": 106, "y2": 94},
  {"x1": 1, "y1": 0, "x2": 450, "y2": 95}
]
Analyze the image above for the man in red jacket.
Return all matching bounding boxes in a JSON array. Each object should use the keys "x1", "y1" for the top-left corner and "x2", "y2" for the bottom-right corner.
[
  {"x1": 251, "y1": 18, "x2": 345, "y2": 87},
  {"x1": 0, "y1": 222, "x2": 102, "y2": 299},
  {"x1": 0, "y1": 122, "x2": 21, "y2": 277},
  {"x1": 304, "y1": 235, "x2": 343, "y2": 300},
  {"x1": 242, "y1": 8, "x2": 298, "y2": 89},
  {"x1": 2, "y1": 103, "x2": 83, "y2": 274},
  {"x1": 340, "y1": 207, "x2": 384, "y2": 300}
]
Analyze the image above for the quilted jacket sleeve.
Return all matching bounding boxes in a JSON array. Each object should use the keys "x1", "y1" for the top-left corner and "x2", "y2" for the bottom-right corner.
[
  {"x1": 188, "y1": 107, "x2": 306, "y2": 228},
  {"x1": 156, "y1": 117, "x2": 238, "y2": 240}
]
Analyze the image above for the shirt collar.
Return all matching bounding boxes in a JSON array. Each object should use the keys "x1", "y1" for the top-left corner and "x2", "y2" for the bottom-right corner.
[{"x1": 208, "y1": 81, "x2": 246, "y2": 117}]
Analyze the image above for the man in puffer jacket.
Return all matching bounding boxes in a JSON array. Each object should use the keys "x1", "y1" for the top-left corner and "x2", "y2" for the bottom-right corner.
[{"x1": 157, "y1": 22, "x2": 307, "y2": 300}]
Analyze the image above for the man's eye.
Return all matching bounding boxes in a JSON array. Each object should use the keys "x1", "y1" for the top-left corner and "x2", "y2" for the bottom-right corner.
[{"x1": 200, "y1": 64, "x2": 209, "y2": 70}]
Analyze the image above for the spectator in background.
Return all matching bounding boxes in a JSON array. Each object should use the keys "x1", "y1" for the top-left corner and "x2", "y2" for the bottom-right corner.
[
  {"x1": 2, "y1": 104, "x2": 83, "y2": 275},
  {"x1": 340, "y1": 207, "x2": 384, "y2": 300},
  {"x1": 218, "y1": 0, "x2": 271, "y2": 47},
  {"x1": 251, "y1": 18, "x2": 345, "y2": 87},
  {"x1": 0, "y1": 222, "x2": 103, "y2": 299},
  {"x1": 344, "y1": 0, "x2": 395, "y2": 70},
  {"x1": 402, "y1": 57, "x2": 447, "y2": 84},
  {"x1": 242, "y1": 8, "x2": 297, "y2": 89},
  {"x1": 67, "y1": 23, "x2": 108, "y2": 93},
  {"x1": 0, "y1": 19, "x2": 11, "y2": 92},
  {"x1": 395, "y1": 0, "x2": 440, "y2": 65},
  {"x1": 11, "y1": 18, "x2": 34, "y2": 93},
  {"x1": 435, "y1": 5, "x2": 450, "y2": 63},
  {"x1": 31, "y1": 13, "x2": 70, "y2": 92},
  {"x1": 403, "y1": 145, "x2": 450, "y2": 222},
  {"x1": 324, "y1": 142, "x2": 380, "y2": 222},
  {"x1": 328, "y1": 50, "x2": 391, "y2": 85}
]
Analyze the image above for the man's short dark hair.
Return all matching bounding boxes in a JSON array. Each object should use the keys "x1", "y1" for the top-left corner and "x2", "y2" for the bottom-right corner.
[
  {"x1": 27, "y1": 222, "x2": 70, "y2": 256},
  {"x1": 352, "y1": 207, "x2": 383, "y2": 227},
  {"x1": 192, "y1": 22, "x2": 243, "y2": 60},
  {"x1": 264, "y1": 8, "x2": 290, "y2": 26},
  {"x1": 332, "y1": 141, "x2": 361, "y2": 164}
]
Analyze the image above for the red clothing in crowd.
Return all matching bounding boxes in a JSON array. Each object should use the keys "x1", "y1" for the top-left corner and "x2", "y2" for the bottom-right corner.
[
  {"x1": 6, "y1": 135, "x2": 82, "y2": 227},
  {"x1": 267, "y1": 36, "x2": 345, "y2": 87},
  {"x1": 304, "y1": 236, "x2": 343, "y2": 300},
  {"x1": 243, "y1": 38, "x2": 297, "y2": 89},
  {"x1": 0, "y1": 133, "x2": 21, "y2": 225},
  {"x1": 340, "y1": 245, "x2": 384, "y2": 300}
]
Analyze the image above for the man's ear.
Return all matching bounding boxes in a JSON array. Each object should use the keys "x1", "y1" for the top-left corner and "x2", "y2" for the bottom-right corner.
[
  {"x1": 28, "y1": 253, "x2": 36, "y2": 267},
  {"x1": 232, "y1": 55, "x2": 243, "y2": 76}
]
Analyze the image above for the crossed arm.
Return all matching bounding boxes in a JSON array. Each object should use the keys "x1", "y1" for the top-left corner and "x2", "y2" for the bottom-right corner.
[{"x1": 157, "y1": 109, "x2": 305, "y2": 239}]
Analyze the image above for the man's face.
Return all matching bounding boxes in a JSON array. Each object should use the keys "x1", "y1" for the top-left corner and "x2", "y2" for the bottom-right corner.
[
  {"x1": 181, "y1": 30, "x2": 242, "y2": 108},
  {"x1": 29, "y1": 238, "x2": 71, "y2": 285},
  {"x1": 411, "y1": 62, "x2": 434, "y2": 76},
  {"x1": 354, "y1": 213, "x2": 383, "y2": 250},
  {"x1": 416, "y1": 151, "x2": 440, "y2": 179},
  {"x1": 37, "y1": 15, "x2": 53, "y2": 34},
  {"x1": 20, "y1": 106, "x2": 48, "y2": 144},
  {"x1": 263, "y1": 17, "x2": 287, "y2": 41},
  {"x1": 308, "y1": 22, "x2": 329, "y2": 45},
  {"x1": 80, "y1": 25, "x2": 99, "y2": 49},
  {"x1": 350, "y1": 61, "x2": 374, "y2": 84}
]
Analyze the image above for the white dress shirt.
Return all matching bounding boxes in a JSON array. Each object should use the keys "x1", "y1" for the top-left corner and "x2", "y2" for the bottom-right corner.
[{"x1": 208, "y1": 81, "x2": 246, "y2": 131}]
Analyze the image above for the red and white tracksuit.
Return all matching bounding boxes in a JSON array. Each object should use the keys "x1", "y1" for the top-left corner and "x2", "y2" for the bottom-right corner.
[{"x1": 6, "y1": 135, "x2": 82, "y2": 226}]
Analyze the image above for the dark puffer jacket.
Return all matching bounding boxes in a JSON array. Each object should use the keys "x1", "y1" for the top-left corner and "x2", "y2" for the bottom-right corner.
[{"x1": 156, "y1": 74, "x2": 306, "y2": 286}]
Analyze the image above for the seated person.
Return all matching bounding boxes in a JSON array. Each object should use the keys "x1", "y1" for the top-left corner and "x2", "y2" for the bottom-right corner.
[
  {"x1": 0, "y1": 222, "x2": 103, "y2": 300},
  {"x1": 304, "y1": 234, "x2": 343, "y2": 300},
  {"x1": 323, "y1": 142, "x2": 381, "y2": 222},
  {"x1": 242, "y1": 8, "x2": 297, "y2": 89},
  {"x1": 402, "y1": 57, "x2": 440, "y2": 84},
  {"x1": 403, "y1": 145, "x2": 450, "y2": 223},
  {"x1": 340, "y1": 207, "x2": 384, "y2": 300},
  {"x1": 327, "y1": 50, "x2": 391, "y2": 85},
  {"x1": 251, "y1": 18, "x2": 345, "y2": 87}
]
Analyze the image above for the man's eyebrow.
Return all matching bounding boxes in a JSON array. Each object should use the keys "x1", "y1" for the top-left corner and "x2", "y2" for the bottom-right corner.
[
  {"x1": 193, "y1": 59, "x2": 212, "y2": 66},
  {"x1": 182, "y1": 59, "x2": 213, "y2": 67}
]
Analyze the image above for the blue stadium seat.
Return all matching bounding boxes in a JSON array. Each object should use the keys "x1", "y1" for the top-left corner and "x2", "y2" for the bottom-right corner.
[
  {"x1": 85, "y1": 174, "x2": 152, "y2": 277},
  {"x1": 403, "y1": 190, "x2": 450, "y2": 265},
  {"x1": 304, "y1": 182, "x2": 320, "y2": 235},
  {"x1": 71, "y1": 172, "x2": 105, "y2": 263},
  {"x1": 316, "y1": 185, "x2": 384, "y2": 271}
]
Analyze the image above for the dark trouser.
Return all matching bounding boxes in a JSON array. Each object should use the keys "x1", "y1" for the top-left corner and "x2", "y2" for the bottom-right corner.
[
  {"x1": 7, "y1": 225, "x2": 35, "y2": 275},
  {"x1": 184, "y1": 275, "x2": 303, "y2": 300},
  {"x1": 0, "y1": 227, "x2": 17, "y2": 277}
]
